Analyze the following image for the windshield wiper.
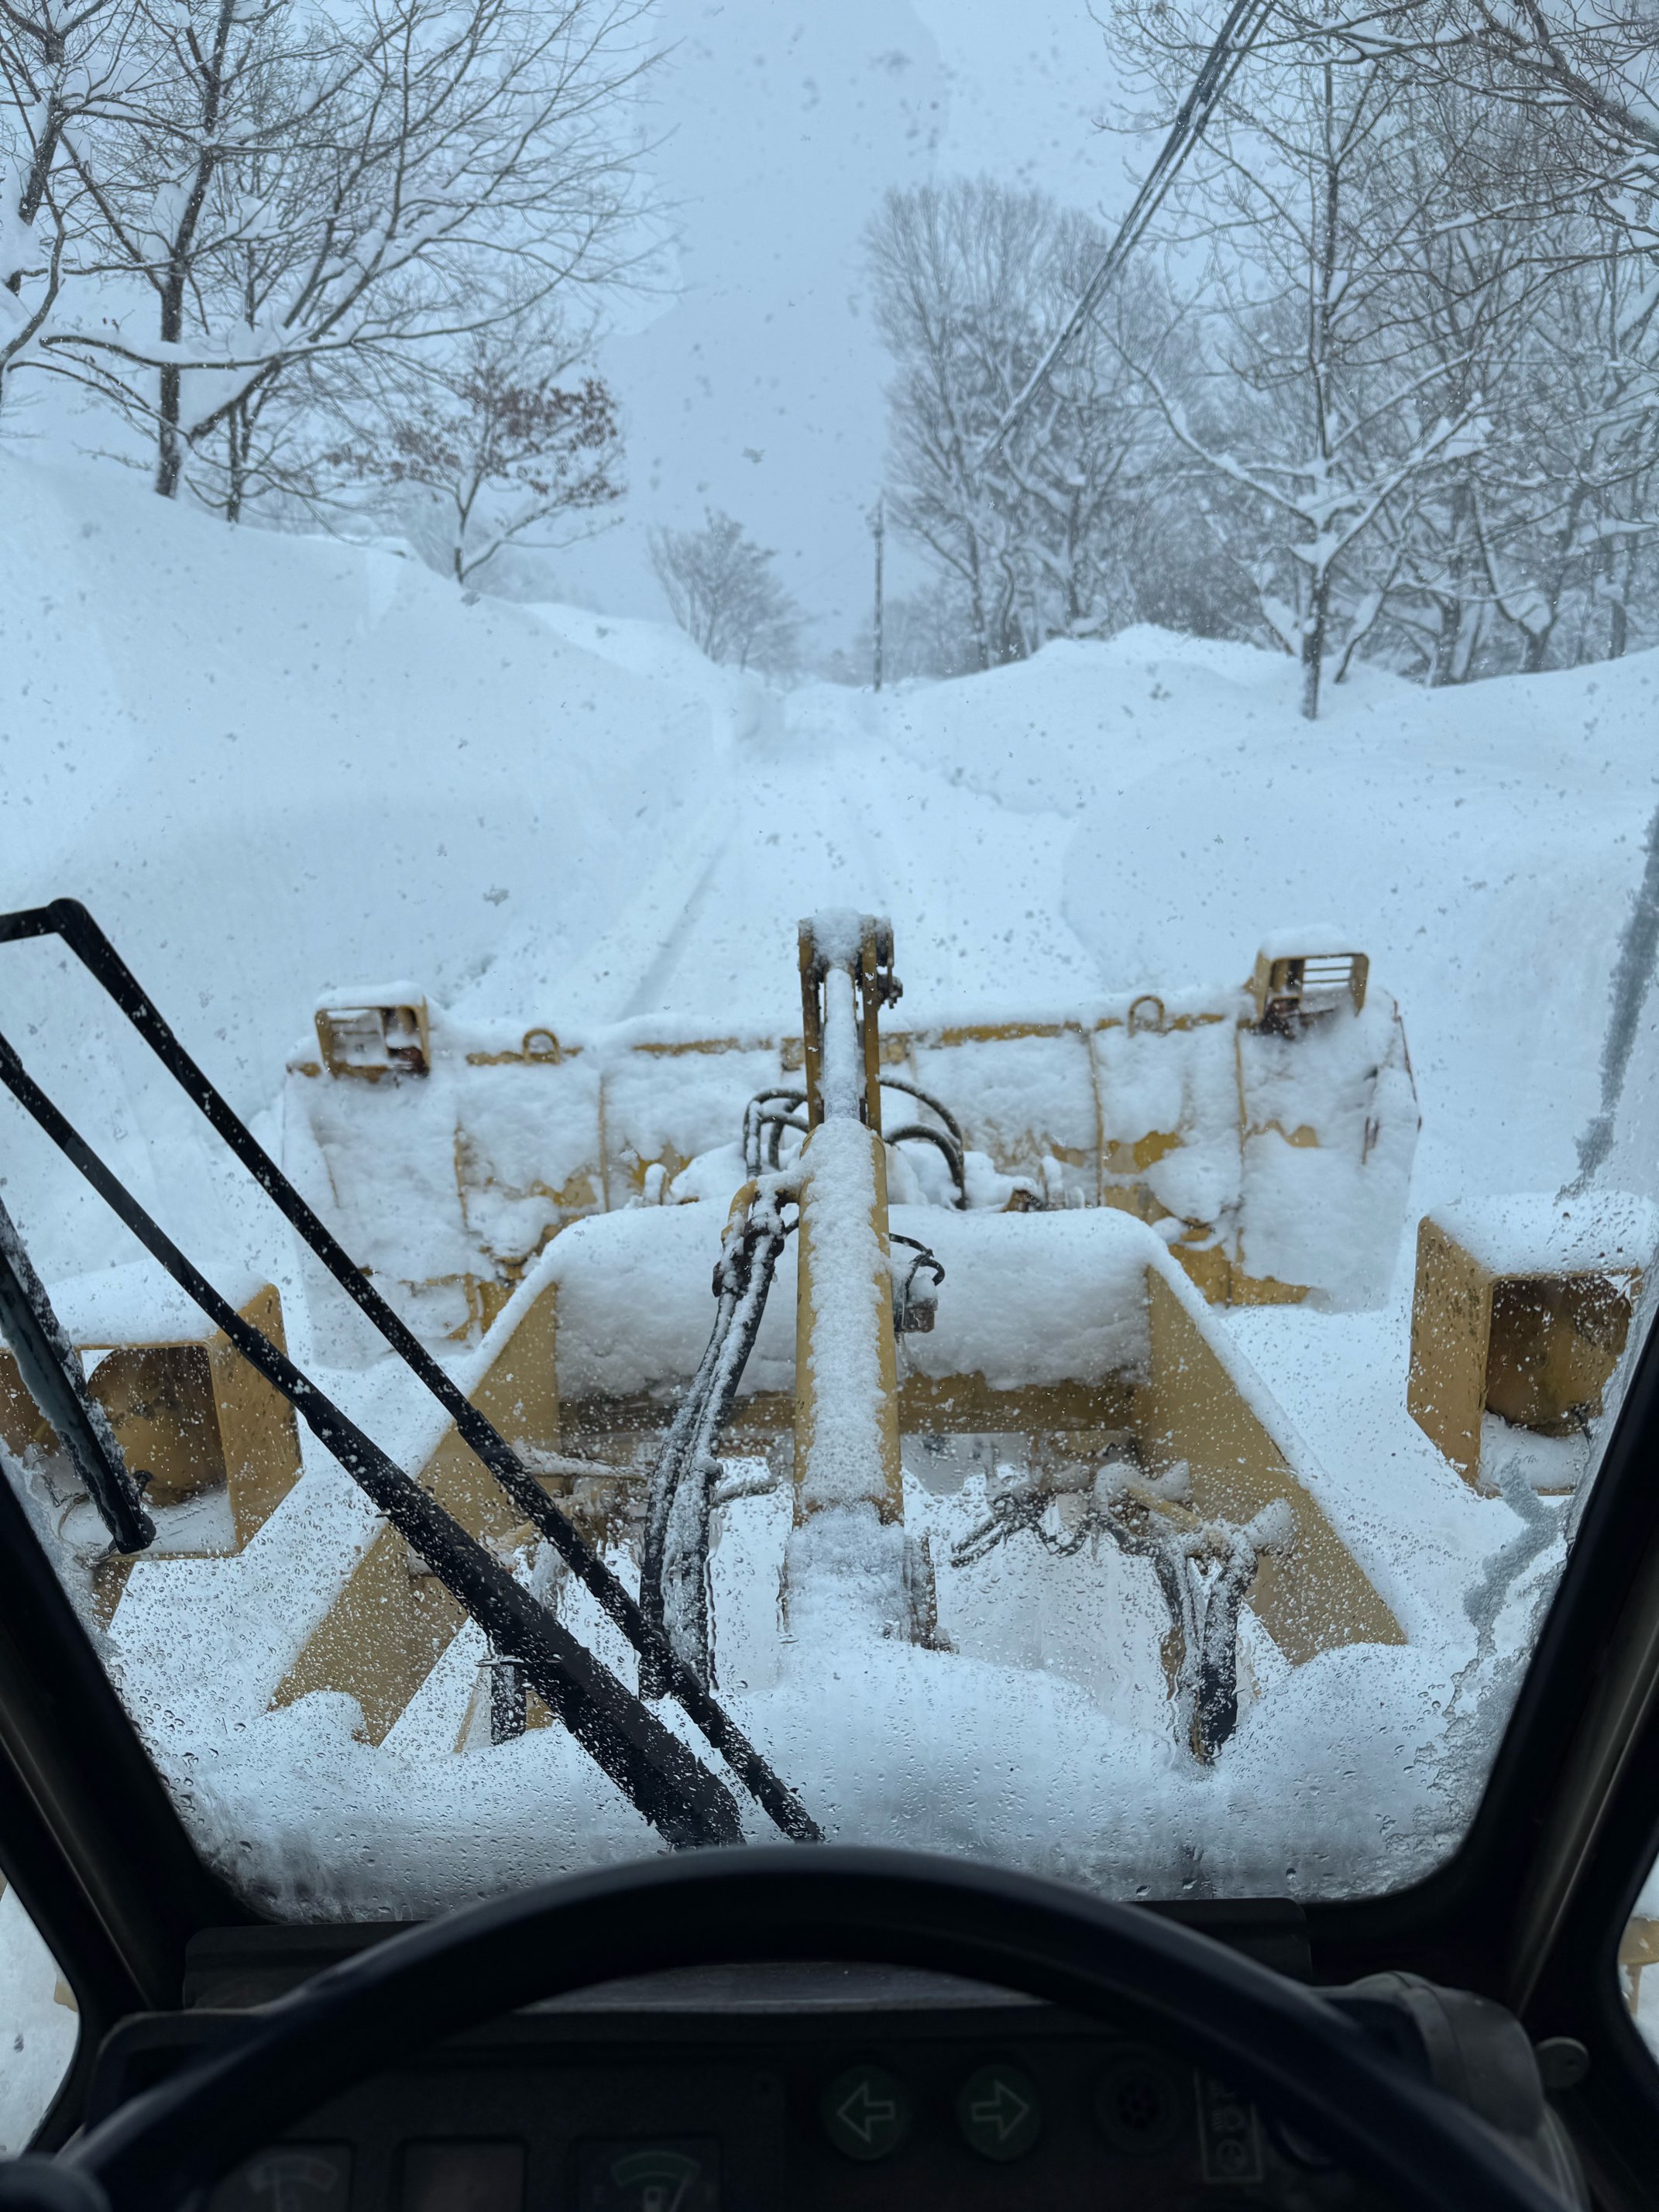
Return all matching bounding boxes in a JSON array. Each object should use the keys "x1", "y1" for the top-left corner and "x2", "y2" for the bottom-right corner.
[
  {"x1": 0, "y1": 1036, "x2": 742, "y2": 1852},
  {"x1": 0, "y1": 1193, "x2": 154, "y2": 1555},
  {"x1": 0, "y1": 898, "x2": 822, "y2": 1848}
]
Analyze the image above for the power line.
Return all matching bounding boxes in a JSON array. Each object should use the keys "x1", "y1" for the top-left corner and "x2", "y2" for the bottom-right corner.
[{"x1": 978, "y1": 0, "x2": 1277, "y2": 465}]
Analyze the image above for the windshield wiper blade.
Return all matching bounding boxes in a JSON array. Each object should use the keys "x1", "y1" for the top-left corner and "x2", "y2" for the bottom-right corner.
[
  {"x1": 0, "y1": 1193, "x2": 155, "y2": 1554},
  {"x1": 0, "y1": 1025, "x2": 744, "y2": 1852},
  {"x1": 0, "y1": 897, "x2": 821, "y2": 1846}
]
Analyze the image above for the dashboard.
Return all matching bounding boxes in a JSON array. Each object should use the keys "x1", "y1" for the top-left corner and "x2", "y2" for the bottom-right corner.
[{"x1": 86, "y1": 1932, "x2": 1381, "y2": 2212}]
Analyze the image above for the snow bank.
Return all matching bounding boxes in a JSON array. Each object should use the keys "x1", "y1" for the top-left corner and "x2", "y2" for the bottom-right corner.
[
  {"x1": 0, "y1": 451, "x2": 715, "y2": 1283},
  {"x1": 6, "y1": 455, "x2": 1659, "y2": 1922}
]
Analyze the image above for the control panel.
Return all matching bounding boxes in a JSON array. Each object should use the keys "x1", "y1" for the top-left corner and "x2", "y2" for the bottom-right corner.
[{"x1": 90, "y1": 1984, "x2": 1372, "y2": 2212}]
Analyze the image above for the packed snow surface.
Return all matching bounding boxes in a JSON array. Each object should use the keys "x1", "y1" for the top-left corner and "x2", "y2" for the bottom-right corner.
[{"x1": 4, "y1": 454, "x2": 1659, "y2": 1932}]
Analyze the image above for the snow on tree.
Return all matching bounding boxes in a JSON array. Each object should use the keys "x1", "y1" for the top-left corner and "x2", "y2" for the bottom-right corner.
[
  {"x1": 1466, "y1": 236, "x2": 1659, "y2": 672},
  {"x1": 0, "y1": 0, "x2": 131, "y2": 400},
  {"x1": 649, "y1": 509, "x2": 802, "y2": 675},
  {"x1": 866, "y1": 177, "x2": 1175, "y2": 670},
  {"x1": 0, "y1": 0, "x2": 654, "y2": 505},
  {"x1": 1107, "y1": 11, "x2": 1496, "y2": 718},
  {"x1": 1223, "y1": 0, "x2": 1659, "y2": 684},
  {"x1": 1329, "y1": 0, "x2": 1659, "y2": 268}
]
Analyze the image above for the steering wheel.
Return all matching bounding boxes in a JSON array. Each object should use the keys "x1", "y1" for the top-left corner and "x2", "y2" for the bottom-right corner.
[{"x1": 5, "y1": 1848, "x2": 1565, "y2": 2212}]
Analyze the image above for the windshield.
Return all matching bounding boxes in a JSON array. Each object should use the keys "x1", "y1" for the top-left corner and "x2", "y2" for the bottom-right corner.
[{"x1": 2, "y1": 0, "x2": 1658, "y2": 1924}]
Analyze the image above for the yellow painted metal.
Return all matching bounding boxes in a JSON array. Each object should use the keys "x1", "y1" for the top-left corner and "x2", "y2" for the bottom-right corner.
[
  {"x1": 559, "y1": 1375, "x2": 1140, "y2": 1452},
  {"x1": 315, "y1": 996, "x2": 431, "y2": 1079},
  {"x1": 211, "y1": 1283, "x2": 308, "y2": 1545},
  {"x1": 1407, "y1": 1216, "x2": 1637, "y2": 1488},
  {"x1": 264, "y1": 1223, "x2": 1393, "y2": 1735},
  {"x1": 797, "y1": 914, "x2": 894, "y2": 1134},
  {"x1": 290, "y1": 935, "x2": 1403, "y2": 1317},
  {"x1": 1135, "y1": 1266, "x2": 1403, "y2": 1661},
  {"x1": 270, "y1": 1273, "x2": 561, "y2": 1744},
  {"x1": 1622, "y1": 1917, "x2": 1659, "y2": 2014},
  {"x1": 273, "y1": 1520, "x2": 465, "y2": 1747},
  {"x1": 1486, "y1": 1276, "x2": 1632, "y2": 1432},
  {"x1": 0, "y1": 1279, "x2": 302, "y2": 1555},
  {"x1": 792, "y1": 1124, "x2": 905, "y2": 1526},
  {"x1": 893, "y1": 1372, "x2": 1139, "y2": 1434},
  {"x1": 1249, "y1": 950, "x2": 1369, "y2": 1025},
  {"x1": 464, "y1": 1026, "x2": 573, "y2": 1066}
]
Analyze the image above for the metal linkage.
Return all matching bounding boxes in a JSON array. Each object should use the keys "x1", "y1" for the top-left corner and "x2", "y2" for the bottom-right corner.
[
  {"x1": 1123, "y1": 1510, "x2": 1267, "y2": 1767},
  {"x1": 888, "y1": 1234, "x2": 944, "y2": 1334},
  {"x1": 743, "y1": 1076, "x2": 967, "y2": 1202},
  {"x1": 742, "y1": 1089, "x2": 809, "y2": 1176},
  {"x1": 951, "y1": 1473, "x2": 1283, "y2": 1764},
  {"x1": 798, "y1": 915, "x2": 901, "y2": 1132},
  {"x1": 0, "y1": 1193, "x2": 154, "y2": 1554},
  {"x1": 878, "y1": 1077, "x2": 964, "y2": 1152},
  {"x1": 487, "y1": 1656, "x2": 529, "y2": 1747},
  {"x1": 0, "y1": 899, "x2": 819, "y2": 1846},
  {"x1": 641, "y1": 1176, "x2": 798, "y2": 1692}
]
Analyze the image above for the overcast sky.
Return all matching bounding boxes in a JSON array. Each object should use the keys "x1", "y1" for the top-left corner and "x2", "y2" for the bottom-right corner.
[{"x1": 558, "y1": 0, "x2": 1140, "y2": 654}]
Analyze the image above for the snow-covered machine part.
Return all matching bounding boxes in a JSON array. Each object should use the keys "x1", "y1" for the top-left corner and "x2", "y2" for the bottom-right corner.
[
  {"x1": 0, "y1": 1263, "x2": 303, "y2": 1606},
  {"x1": 1407, "y1": 1191, "x2": 1659, "y2": 1493},
  {"x1": 784, "y1": 913, "x2": 908, "y2": 1644},
  {"x1": 283, "y1": 933, "x2": 1420, "y2": 1342},
  {"x1": 266, "y1": 915, "x2": 1403, "y2": 1771},
  {"x1": 0, "y1": 900, "x2": 1437, "y2": 1897}
]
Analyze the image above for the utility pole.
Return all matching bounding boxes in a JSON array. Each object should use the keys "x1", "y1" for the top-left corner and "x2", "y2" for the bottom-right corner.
[{"x1": 871, "y1": 496, "x2": 885, "y2": 692}]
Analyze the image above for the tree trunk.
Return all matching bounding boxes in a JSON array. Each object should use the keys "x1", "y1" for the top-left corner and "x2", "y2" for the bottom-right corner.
[
  {"x1": 153, "y1": 0, "x2": 235, "y2": 498},
  {"x1": 1301, "y1": 571, "x2": 1329, "y2": 720},
  {"x1": 1431, "y1": 476, "x2": 1478, "y2": 686},
  {"x1": 224, "y1": 405, "x2": 246, "y2": 523},
  {"x1": 1611, "y1": 541, "x2": 1633, "y2": 658},
  {"x1": 156, "y1": 364, "x2": 184, "y2": 498},
  {"x1": 967, "y1": 548, "x2": 991, "y2": 673},
  {"x1": 5, "y1": 92, "x2": 61, "y2": 298}
]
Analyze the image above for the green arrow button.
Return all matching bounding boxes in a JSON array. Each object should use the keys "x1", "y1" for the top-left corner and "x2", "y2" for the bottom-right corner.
[
  {"x1": 957, "y1": 2062, "x2": 1042, "y2": 2162},
  {"x1": 821, "y1": 2063, "x2": 910, "y2": 2162}
]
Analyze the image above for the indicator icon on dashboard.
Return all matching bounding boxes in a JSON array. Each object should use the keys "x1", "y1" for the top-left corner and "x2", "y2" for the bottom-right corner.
[{"x1": 575, "y1": 2138, "x2": 719, "y2": 2212}]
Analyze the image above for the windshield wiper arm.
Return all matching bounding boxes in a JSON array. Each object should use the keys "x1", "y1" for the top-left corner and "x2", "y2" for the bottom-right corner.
[
  {"x1": 0, "y1": 1028, "x2": 744, "y2": 1853},
  {"x1": 0, "y1": 1193, "x2": 154, "y2": 1554},
  {"x1": 0, "y1": 897, "x2": 821, "y2": 1846}
]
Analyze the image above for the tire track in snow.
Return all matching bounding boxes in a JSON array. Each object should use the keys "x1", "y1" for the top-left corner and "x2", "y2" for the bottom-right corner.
[{"x1": 575, "y1": 692, "x2": 1103, "y2": 1025}]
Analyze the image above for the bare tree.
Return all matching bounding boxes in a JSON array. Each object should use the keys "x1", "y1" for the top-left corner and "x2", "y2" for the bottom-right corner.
[
  {"x1": 649, "y1": 509, "x2": 802, "y2": 675},
  {"x1": 867, "y1": 178, "x2": 1171, "y2": 668},
  {"x1": 1108, "y1": 6, "x2": 1495, "y2": 717},
  {"x1": 317, "y1": 318, "x2": 622, "y2": 586},
  {"x1": 0, "y1": 0, "x2": 133, "y2": 400},
  {"x1": 845, "y1": 579, "x2": 982, "y2": 683},
  {"x1": 1317, "y1": 0, "x2": 1659, "y2": 263},
  {"x1": 1469, "y1": 236, "x2": 1659, "y2": 671},
  {"x1": 0, "y1": 0, "x2": 654, "y2": 500}
]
